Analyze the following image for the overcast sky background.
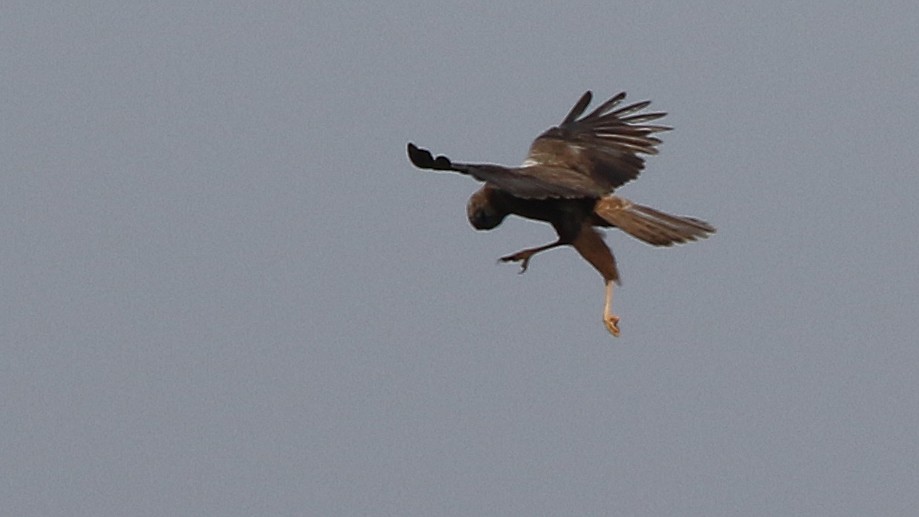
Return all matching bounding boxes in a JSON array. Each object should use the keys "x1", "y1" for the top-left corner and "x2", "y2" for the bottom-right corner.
[{"x1": 3, "y1": 2, "x2": 919, "y2": 516}]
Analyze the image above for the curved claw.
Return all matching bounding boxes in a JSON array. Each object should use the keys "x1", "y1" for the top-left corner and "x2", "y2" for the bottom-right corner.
[
  {"x1": 602, "y1": 281, "x2": 620, "y2": 337},
  {"x1": 496, "y1": 241, "x2": 563, "y2": 276},
  {"x1": 604, "y1": 315, "x2": 621, "y2": 337},
  {"x1": 499, "y1": 253, "x2": 531, "y2": 274}
]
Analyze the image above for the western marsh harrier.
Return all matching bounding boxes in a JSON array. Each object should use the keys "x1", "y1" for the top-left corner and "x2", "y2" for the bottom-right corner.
[{"x1": 407, "y1": 91, "x2": 714, "y2": 336}]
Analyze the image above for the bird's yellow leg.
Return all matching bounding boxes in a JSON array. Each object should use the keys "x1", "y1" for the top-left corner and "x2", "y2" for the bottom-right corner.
[{"x1": 603, "y1": 281, "x2": 620, "y2": 337}]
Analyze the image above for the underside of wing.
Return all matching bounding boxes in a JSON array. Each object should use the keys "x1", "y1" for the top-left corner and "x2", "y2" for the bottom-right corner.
[
  {"x1": 525, "y1": 91, "x2": 671, "y2": 192},
  {"x1": 408, "y1": 143, "x2": 604, "y2": 199},
  {"x1": 466, "y1": 164, "x2": 608, "y2": 199}
]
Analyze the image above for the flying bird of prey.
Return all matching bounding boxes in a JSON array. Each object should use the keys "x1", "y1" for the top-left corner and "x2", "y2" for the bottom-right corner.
[{"x1": 407, "y1": 91, "x2": 714, "y2": 337}]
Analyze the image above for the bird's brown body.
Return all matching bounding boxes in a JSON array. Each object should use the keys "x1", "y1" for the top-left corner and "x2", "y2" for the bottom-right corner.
[{"x1": 407, "y1": 91, "x2": 714, "y2": 336}]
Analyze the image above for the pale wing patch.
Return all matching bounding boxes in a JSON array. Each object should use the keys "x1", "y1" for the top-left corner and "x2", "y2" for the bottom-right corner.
[{"x1": 520, "y1": 158, "x2": 540, "y2": 167}]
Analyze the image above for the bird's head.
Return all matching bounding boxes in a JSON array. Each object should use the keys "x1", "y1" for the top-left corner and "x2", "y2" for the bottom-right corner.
[{"x1": 466, "y1": 186, "x2": 508, "y2": 230}]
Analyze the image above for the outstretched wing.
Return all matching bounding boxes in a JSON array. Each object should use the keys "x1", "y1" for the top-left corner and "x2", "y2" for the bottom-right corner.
[
  {"x1": 525, "y1": 91, "x2": 671, "y2": 191},
  {"x1": 407, "y1": 143, "x2": 605, "y2": 199},
  {"x1": 407, "y1": 91, "x2": 669, "y2": 199}
]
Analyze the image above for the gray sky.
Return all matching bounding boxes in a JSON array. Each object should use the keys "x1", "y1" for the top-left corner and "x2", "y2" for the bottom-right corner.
[{"x1": 3, "y1": 2, "x2": 919, "y2": 516}]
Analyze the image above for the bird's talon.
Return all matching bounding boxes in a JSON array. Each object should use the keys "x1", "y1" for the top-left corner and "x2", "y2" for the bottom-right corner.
[
  {"x1": 518, "y1": 258, "x2": 530, "y2": 273},
  {"x1": 499, "y1": 252, "x2": 532, "y2": 274},
  {"x1": 604, "y1": 315, "x2": 621, "y2": 337}
]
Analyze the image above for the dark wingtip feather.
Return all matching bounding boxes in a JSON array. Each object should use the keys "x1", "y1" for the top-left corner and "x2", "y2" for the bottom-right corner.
[
  {"x1": 580, "y1": 92, "x2": 626, "y2": 120},
  {"x1": 407, "y1": 142, "x2": 453, "y2": 170},
  {"x1": 620, "y1": 112, "x2": 668, "y2": 124},
  {"x1": 611, "y1": 99, "x2": 651, "y2": 117},
  {"x1": 561, "y1": 91, "x2": 593, "y2": 125}
]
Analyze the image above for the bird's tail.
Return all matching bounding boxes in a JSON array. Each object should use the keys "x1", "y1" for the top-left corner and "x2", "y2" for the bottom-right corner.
[{"x1": 594, "y1": 196, "x2": 715, "y2": 246}]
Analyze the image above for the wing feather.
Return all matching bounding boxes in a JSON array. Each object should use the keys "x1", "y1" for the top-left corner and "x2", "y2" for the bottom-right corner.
[
  {"x1": 408, "y1": 90, "x2": 672, "y2": 200},
  {"x1": 560, "y1": 91, "x2": 594, "y2": 125},
  {"x1": 525, "y1": 91, "x2": 672, "y2": 191},
  {"x1": 407, "y1": 143, "x2": 604, "y2": 199}
]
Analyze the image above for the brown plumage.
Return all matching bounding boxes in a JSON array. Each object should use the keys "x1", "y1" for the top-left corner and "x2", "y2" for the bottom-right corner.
[{"x1": 407, "y1": 91, "x2": 714, "y2": 336}]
